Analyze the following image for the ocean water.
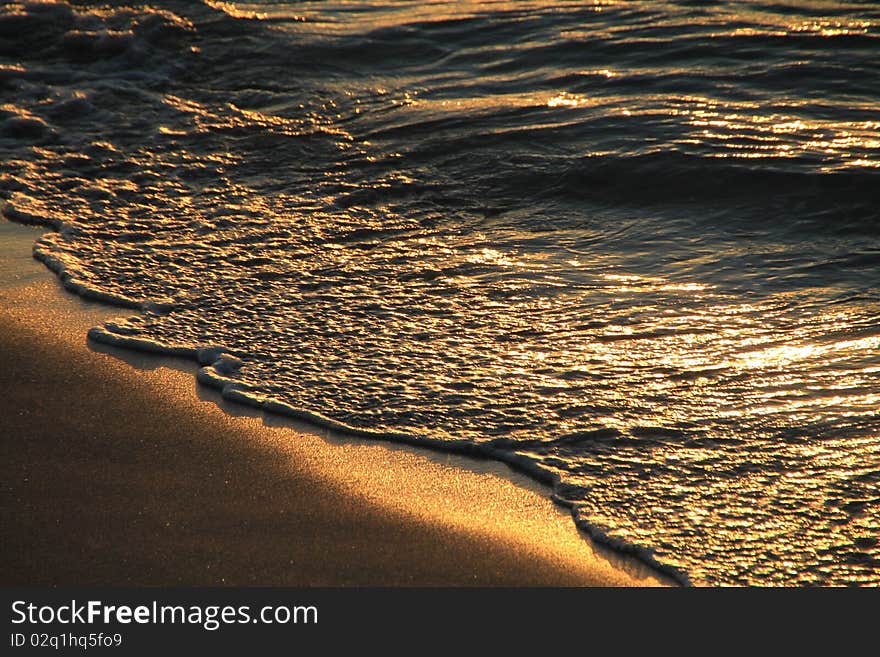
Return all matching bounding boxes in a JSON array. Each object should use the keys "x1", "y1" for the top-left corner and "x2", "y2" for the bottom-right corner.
[{"x1": 2, "y1": 0, "x2": 879, "y2": 585}]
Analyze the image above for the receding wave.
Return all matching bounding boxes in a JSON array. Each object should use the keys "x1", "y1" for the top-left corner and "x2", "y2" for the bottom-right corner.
[{"x1": 2, "y1": 0, "x2": 879, "y2": 586}]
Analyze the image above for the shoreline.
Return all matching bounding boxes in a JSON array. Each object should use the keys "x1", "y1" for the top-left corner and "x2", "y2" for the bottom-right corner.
[{"x1": 0, "y1": 219, "x2": 672, "y2": 586}]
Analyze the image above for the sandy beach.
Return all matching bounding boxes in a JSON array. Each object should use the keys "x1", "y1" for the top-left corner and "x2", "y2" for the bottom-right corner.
[
  {"x1": 0, "y1": 221, "x2": 668, "y2": 587},
  {"x1": 3, "y1": 0, "x2": 878, "y2": 591}
]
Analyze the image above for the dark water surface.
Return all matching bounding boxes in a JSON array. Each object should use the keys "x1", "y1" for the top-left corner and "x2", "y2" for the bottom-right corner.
[{"x1": 2, "y1": 0, "x2": 879, "y2": 584}]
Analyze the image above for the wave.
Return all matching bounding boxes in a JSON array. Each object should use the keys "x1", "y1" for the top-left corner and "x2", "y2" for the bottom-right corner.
[{"x1": 3, "y1": 0, "x2": 880, "y2": 586}]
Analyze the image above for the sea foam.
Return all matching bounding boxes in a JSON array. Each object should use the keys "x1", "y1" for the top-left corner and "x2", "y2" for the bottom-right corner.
[{"x1": 3, "y1": 0, "x2": 880, "y2": 586}]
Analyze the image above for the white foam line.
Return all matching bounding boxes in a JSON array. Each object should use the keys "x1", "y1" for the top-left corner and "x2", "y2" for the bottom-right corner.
[
  {"x1": 89, "y1": 321, "x2": 693, "y2": 585},
  {"x1": 4, "y1": 203, "x2": 692, "y2": 586}
]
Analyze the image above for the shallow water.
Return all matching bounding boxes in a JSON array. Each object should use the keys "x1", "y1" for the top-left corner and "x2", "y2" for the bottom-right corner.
[{"x1": 2, "y1": 0, "x2": 879, "y2": 585}]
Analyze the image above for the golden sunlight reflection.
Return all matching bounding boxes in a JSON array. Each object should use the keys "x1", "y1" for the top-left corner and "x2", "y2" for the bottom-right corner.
[
  {"x1": 737, "y1": 335, "x2": 880, "y2": 370},
  {"x1": 670, "y1": 98, "x2": 880, "y2": 167},
  {"x1": 8, "y1": 0, "x2": 880, "y2": 587},
  {"x1": 476, "y1": 261, "x2": 880, "y2": 439}
]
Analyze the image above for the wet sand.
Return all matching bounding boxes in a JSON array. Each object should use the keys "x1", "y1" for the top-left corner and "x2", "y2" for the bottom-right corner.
[{"x1": 0, "y1": 221, "x2": 669, "y2": 586}]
